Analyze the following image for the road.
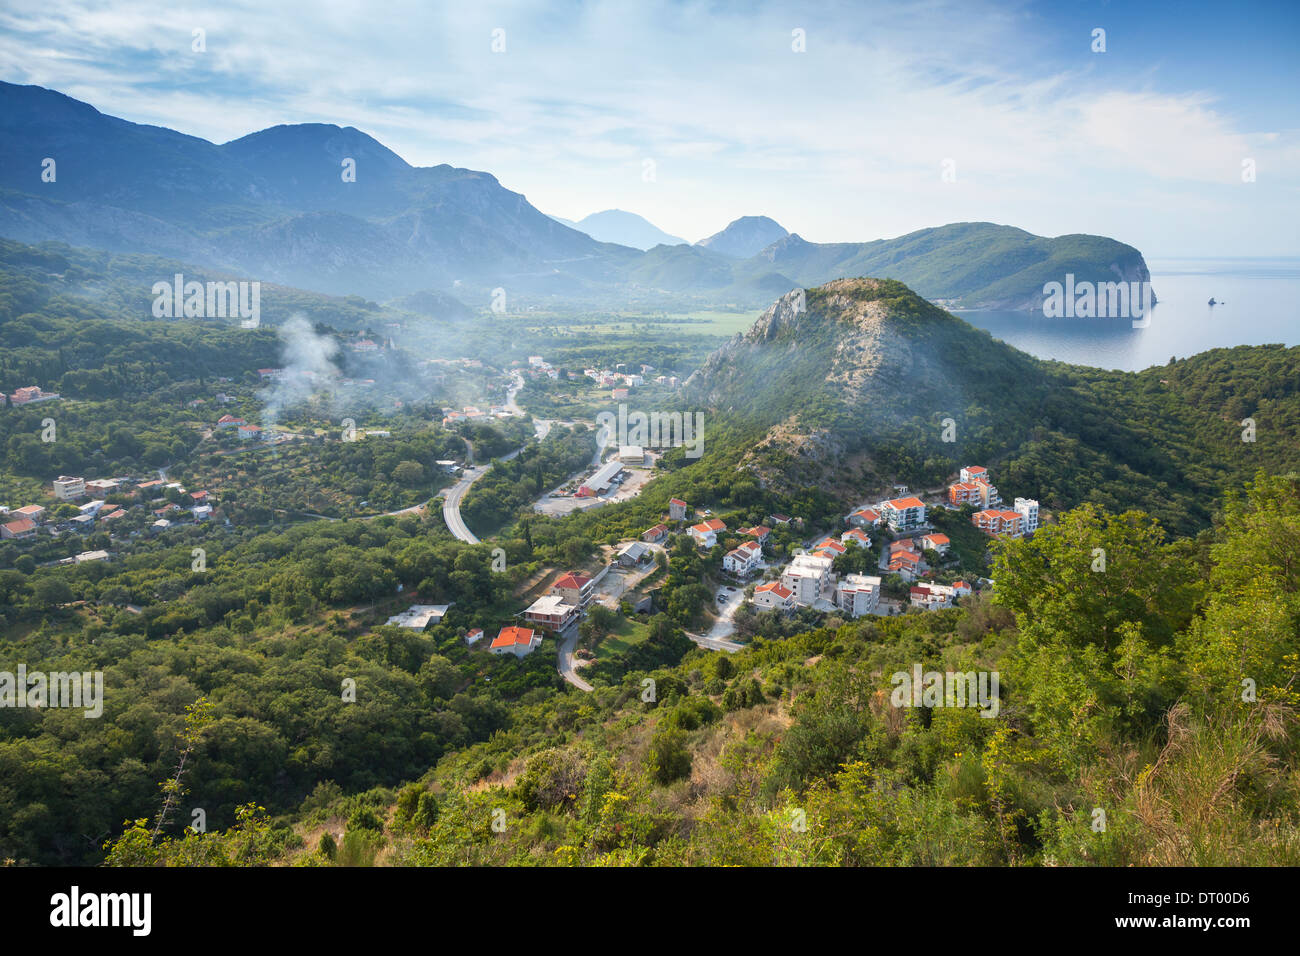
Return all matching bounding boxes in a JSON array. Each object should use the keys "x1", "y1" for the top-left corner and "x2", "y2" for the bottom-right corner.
[
  {"x1": 684, "y1": 630, "x2": 744, "y2": 653},
  {"x1": 441, "y1": 465, "x2": 487, "y2": 544},
  {"x1": 556, "y1": 622, "x2": 594, "y2": 692}
]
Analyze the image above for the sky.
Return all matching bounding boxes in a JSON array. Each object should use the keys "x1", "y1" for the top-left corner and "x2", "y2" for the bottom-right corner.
[{"x1": 1, "y1": 0, "x2": 1297, "y2": 255}]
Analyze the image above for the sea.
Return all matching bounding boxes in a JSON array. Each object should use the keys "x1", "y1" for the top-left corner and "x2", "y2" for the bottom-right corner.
[{"x1": 954, "y1": 258, "x2": 1300, "y2": 372}]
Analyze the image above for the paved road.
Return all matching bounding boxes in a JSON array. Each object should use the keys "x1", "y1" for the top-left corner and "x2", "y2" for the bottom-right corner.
[
  {"x1": 556, "y1": 622, "x2": 594, "y2": 692},
  {"x1": 684, "y1": 630, "x2": 744, "y2": 653},
  {"x1": 442, "y1": 465, "x2": 487, "y2": 544}
]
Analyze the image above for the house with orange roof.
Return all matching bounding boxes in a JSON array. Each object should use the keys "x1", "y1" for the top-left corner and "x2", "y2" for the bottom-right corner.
[
  {"x1": 847, "y1": 508, "x2": 881, "y2": 528},
  {"x1": 688, "y1": 518, "x2": 726, "y2": 548},
  {"x1": 668, "y1": 498, "x2": 688, "y2": 521},
  {"x1": 14, "y1": 504, "x2": 46, "y2": 524},
  {"x1": 750, "y1": 580, "x2": 794, "y2": 612},
  {"x1": 549, "y1": 571, "x2": 595, "y2": 608},
  {"x1": 490, "y1": 626, "x2": 541, "y2": 658},
  {"x1": 973, "y1": 509, "x2": 1024, "y2": 538},
  {"x1": 888, "y1": 548, "x2": 923, "y2": 581},
  {"x1": 1, "y1": 517, "x2": 37, "y2": 540},
  {"x1": 739, "y1": 525, "x2": 771, "y2": 543},
  {"x1": 723, "y1": 540, "x2": 763, "y2": 576},
  {"x1": 920, "y1": 533, "x2": 950, "y2": 555},
  {"x1": 642, "y1": 523, "x2": 669, "y2": 543},
  {"x1": 841, "y1": 528, "x2": 872, "y2": 548},
  {"x1": 880, "y1": 496, "x2": 926, "y2": 532}
]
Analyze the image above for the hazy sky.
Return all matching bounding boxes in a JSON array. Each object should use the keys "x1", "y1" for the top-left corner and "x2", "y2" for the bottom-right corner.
[{"x1": 2, "y1": 0, "x2": 1297, "y2": 255}]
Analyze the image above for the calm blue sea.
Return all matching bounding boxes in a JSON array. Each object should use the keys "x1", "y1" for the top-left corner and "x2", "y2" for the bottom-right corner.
[{"x1": 955, "y1": 258, "x2": 1300, "y2": 371}]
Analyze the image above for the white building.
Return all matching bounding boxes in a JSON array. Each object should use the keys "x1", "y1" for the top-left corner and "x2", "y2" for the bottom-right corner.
[
  {"x1": 750, "y1": 581, "x2": 795, "y2": 611},
  {"x1": 835, "y1": 573, "x2": 882, "y2": 617},
  {"x1": 780, "y1": 552, "x2": 836, "y2": 606},
  {"x1": 688, "y1": 518, "x2": 726, "y2": 549},
  {"x1": 53, "y1": 476, "x2": 85, "y2": 501},
  {"x1": 723, "y1": 541, "x2": 763, "y2": 576},
  {"x1": 385, "y1": 604, "x2": 454, "y2": 629},
  {"x1": 880, "y1": 496, "x2": 927, "y2": 533},
  {"x1": 490, "y1": 626, "x2": 542, "y2": 658},
  {"x1": 522, "y1": 595, "x2": 579, "y2": 630},
  {"x1": 1014, "y1": 497, "x2": 1040, "y2": 534}
]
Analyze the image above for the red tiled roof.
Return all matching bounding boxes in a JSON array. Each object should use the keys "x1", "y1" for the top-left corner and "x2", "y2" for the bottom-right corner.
[
  {"x1": 755, "y1": 581, "x2": 792, "y2": 598},
  {"x1": 491, "y1": 626, "x2": 536, "y2": 649},
  {"x1": 552, "y1": 571, "x2": 592, "y2": 590},
  {"x1": 885, "y1": 496, "x2": 925, "y2": 509}
]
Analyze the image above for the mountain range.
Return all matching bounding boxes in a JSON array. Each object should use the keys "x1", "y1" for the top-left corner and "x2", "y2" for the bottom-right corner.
[{"x1": 0, "y1": 82, "x2": 1152, "y2": 312}]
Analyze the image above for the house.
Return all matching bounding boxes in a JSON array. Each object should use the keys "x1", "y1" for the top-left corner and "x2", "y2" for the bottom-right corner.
[
  {"x1": 52, "y1": 476, "x2": 85, "y2": 501},
  {"x1": 750, "y1": 580, "x2": 795, "y2": 612},
  {"x1": 688, "y1": 518, "x2": 726, "y2": 548},
  {"x1": 9, "y1": 385, "x2": 59, "y2": 405},
  {"x1": 781, "y1": 552, "x2": 836, "y2": 605},
  {"x1": 960, "y1": 465, "x2": 989, "y2": 483},
  {"x1": 550, "y1": 571, "x2": 595, "y2": 609},
  {"x1": 768, "y1": 513, "x2": 792, "y2": 526},
  {"x1": 612, "y1": 388, "x2": 629, "y2": 400},
  {"x1": 739, "y1": 525, "x2": 771, "y2": 544},
  {"x1": 835, "y1": 573, "x2": 882, "y2": 617},
  {"x1": 192, "y1": 505, "x2": 213, "y2": 521},
  {"x1": 257, "y1": 368, "x2": 283, "y2": 380},
  {"x1": 190, "y1": 491, "x2": 209, "y2": 505},
  {"x1": 385, "y1": 604, "x2": 454, "y2": 629},
  {"x1": 642, "y1": 523, "x2": 669, "y2": 544},
  {"x1": 910, "y1": 585, "x2": 951, "y2": 610},
  {"x1": 668, "y1": 499, "x2": 688, "y2": 521},
  {"x1": 490, "y1": 626, "x2": 542, "y2": 658},
  {"x1": 888, "y1": 549, "x2": 923, "y2": 581},
  {"x1": 151, "y1": 518, "x2": 172, "y2": 532},
  {"x1": 522, "y1": 595, "x2": 579, "y2": 631},
  {"x1": 618, "y1": 541, "x2": 651, "y2": 567},
  {"x1": 847, "y1": 508, "x2": 881, "y2": 528},
  {"x1": 77, "y1": 500, "x2": 106, "y2": 517},
  {"x1": 1014, "y1": 497, "x2": 1040, "y2": 534},
  {"x1": 352, "y1": 339, "x2": 380, "y2": 352},
  {"x1": 812, "y1": 536, "x2": 846, "y2": 559},
  {"x1": 723, "y1": 541, "x2": 762, "y2": 576},
  {"x1": 973, "y1": 509, "x2": 1024, "y2": 538},
  {"x1": 841, "y1": 528, "x2": 872, "y2": 549},
  {"x1": 618, "y1": 445, "x2": 645, "y2": 464},
  {"x1": 13, "y1": 505, "x2": 45, "y2": 524},
  {"x1": 237, "y1": 424, "x2": 262, "y2": 441},
  {"x1": 919, "y1": 533, "x2": 950, "y2": 555},
  {"x1": 99, "y1": 508, "x2": 127, "y2": 524},
  {"x1": 0, "y1": 517, "x2": 37, "y2": 540},
  {"x1": 75, "y1": 550, "x2": 110, "y2": 563},
  {"x1": 465, "y1": 627, "x2": 485, "y2": 646},
  {"x1": 948, "y1": 478, "x2": 1001, "y2": 509},
  {"x1": 85, "y1": 479, "x2": 120, "y2": 497},
  {"x1": 216, "y1": 414, "x2": 246, "y2": 429},
  {"x1": 880, "y1": 496, "x2": 927, "y2": 533}
]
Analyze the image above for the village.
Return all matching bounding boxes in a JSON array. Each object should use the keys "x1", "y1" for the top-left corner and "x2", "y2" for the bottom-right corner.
[{"x1": 401, "y1": 463, "x2": 1043, "y2": 684}]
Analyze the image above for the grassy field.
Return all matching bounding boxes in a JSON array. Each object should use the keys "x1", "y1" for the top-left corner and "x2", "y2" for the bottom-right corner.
[{"x1": 594, "y1": 615, "x2": 651, "y2": 658}]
